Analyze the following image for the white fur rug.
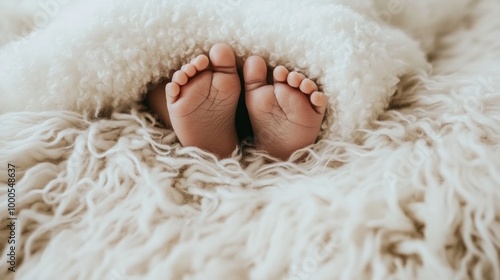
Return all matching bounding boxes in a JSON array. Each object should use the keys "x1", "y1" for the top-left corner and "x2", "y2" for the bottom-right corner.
[{"x1": 1, "y1": 0, "x2": 499, "y2": 279}]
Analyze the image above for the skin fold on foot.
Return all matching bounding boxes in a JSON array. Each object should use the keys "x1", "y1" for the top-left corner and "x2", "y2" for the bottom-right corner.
[{"x1": 243, "y1": 55, "x2": 327, "y2": 160}]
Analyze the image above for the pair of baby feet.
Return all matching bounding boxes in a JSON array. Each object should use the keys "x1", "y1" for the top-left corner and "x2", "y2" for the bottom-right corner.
[{"x1": 146, "y1": 43, "x2": 327, "y2": 160}]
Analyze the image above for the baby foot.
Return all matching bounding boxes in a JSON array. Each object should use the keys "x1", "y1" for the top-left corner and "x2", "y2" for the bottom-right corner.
[
  {"x1": 166, "y1": 43, "x2": 241, "y2": 158},
  {"x1": 243, "y1": 56, "x2": 327, "y2": 160}
]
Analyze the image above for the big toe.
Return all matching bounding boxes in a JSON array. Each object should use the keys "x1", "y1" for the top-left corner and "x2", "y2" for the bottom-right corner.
[
  {"x1": 209, "y1": 43, "x2": 237, "y2": 74},
  {"x1": 243, "y1": 55, "x2": 268, "y2": 91}
]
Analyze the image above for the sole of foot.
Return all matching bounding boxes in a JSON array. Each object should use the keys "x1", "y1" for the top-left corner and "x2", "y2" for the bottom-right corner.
[
  {"x1": 165, "y1": 43, "x2": 241, "y2": 158},
  {"x1": 243, "y1": 55, "x2": 327, "y2": 160}
]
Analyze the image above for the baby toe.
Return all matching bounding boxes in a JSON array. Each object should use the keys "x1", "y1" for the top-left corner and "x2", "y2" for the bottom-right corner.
[
  {"x1": 311, "y1": 91, "x2": 328, "y2": 114},
  {"x1": 299, "y1": 79, "x2": 318, "y2": 94},
  {"x1": 193, "y1": 55, "x2": 210, "y2": 71},
  {"x1": 287, "y1": 72, "x2": 305, "y2": 88},
  {"x1": 181, "y1": 64, "x2": 197, "y2": 77},
  {"x1": 166, "y1": 82, "x2": 181, "y2": 104},
  {"x1": 243, "y1": 55, "x2": 268, "y2": 91},
  {"x1": 172, "y1": 70, "x2": 188, "y2": 86},
  {"x1": 273, "y1": 66, "x2": 289, "y2": 83}
]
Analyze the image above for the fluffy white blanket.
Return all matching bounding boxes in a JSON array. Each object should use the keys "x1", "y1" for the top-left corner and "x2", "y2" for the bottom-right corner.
[{"x1": 1, "y1": 0, "x2": 499, "y2": 279}]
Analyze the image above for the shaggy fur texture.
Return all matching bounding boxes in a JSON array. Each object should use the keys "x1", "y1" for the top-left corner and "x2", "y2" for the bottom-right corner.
[{"x1": 0, "y1": 0, "x2": 499, "y2": 279}]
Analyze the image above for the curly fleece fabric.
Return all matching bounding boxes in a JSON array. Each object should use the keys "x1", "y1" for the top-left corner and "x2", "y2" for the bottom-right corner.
[
  {"x1": 1, "y1": 0, "x2": 500, "y2": 279},
  {"x1": 0, "y1": 0, "x2": 430, "y2": 139}
]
